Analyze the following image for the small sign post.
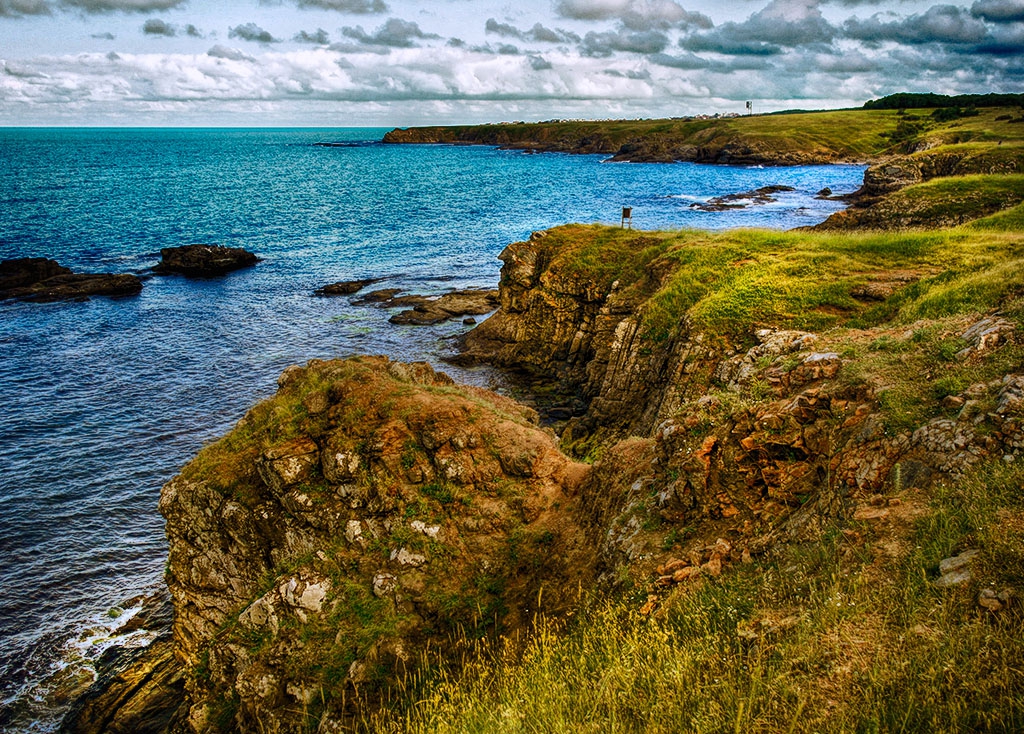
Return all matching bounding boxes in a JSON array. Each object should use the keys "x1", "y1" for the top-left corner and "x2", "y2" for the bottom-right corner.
[{"x1": 621, "y1": 206, "x2": 632, "y2": 229}]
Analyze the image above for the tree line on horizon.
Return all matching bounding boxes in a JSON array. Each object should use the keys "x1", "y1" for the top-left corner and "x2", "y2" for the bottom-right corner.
[{"x1": 864, "y1": 92, "x2": 1024, "y2": 110}]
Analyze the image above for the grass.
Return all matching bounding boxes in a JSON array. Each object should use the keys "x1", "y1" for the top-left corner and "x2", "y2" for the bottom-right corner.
[
  {"x1": 387, "y1": 106, "x2": 1024, "y2": 165},
  {"x1": 367, "y1": 459, "x2": 1024, "y2": 734},
  {"x1": 529, "y1": 221, "x2": 1024, "y2": 348}
]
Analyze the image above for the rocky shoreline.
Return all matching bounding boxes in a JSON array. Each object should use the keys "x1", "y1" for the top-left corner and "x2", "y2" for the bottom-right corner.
[{"x1": 61, "y1": 212, "x2": 1024, "y2": 732}]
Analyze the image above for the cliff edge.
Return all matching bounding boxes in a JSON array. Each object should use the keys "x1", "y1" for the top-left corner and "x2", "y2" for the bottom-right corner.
[{"x1": 66, "y1": 210, "x2": 1024, "y2": 731}]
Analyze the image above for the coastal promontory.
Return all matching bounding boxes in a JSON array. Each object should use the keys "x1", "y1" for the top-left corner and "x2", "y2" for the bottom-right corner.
[{"x1": 70, "y1": 193, "x2": 1024, "y2": 730}]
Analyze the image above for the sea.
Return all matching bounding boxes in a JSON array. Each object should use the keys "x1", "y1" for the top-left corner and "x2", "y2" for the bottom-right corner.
[{"x1": 0, "y1": 127, "x2": 866, "y2": 731}]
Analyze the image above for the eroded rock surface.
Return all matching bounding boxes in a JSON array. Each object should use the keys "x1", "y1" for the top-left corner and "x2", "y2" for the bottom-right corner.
[{"x1": 159, "y1": 356, "x2": 596, "y2": 731}]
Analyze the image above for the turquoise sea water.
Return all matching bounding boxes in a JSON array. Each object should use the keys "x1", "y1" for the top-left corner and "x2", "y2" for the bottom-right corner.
[{"x1": 0, "y1": 127, "x2": 866, "y2": 730}]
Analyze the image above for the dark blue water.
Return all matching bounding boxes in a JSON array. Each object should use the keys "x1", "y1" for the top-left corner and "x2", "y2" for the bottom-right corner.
[{"x1": 0, "y1": 127, "x2": 865, "y2": 730}]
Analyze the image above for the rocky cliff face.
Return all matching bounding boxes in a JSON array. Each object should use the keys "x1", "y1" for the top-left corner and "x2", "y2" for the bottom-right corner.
[
  {"x1": 462, "y1": 231, "x2": 1024, "y2": 584},
  {"x1": 69, "y1": 220, "x2": 1024, "y2": 732},
  {"x1": 460, "y1": 228, "x2": 724, "y2": 449},
  {"x1": 815, "y1": 145, "x2": 1024, "y2": 230},
  {"x1": 157, "y1": 356, "x2": 599, "y2": 732}
]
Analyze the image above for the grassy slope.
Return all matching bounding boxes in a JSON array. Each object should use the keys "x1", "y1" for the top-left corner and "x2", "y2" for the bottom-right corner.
[
  {"x1": 363, "y1": 211, "x2": 1024, "y2": 732},
  {"x1": 375, "y1": 462, "x2": 1024, "y2": 733},
  {"x1": 388, "y1": 107, "x2": 1024, "y2": 161},
  {"x1": 385, "y1": 108, "x2": 899, "y2": 161}
]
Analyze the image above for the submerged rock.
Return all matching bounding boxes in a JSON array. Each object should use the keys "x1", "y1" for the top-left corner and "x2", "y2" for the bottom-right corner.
[
  {"x1": 0, "y1": 257, "x2": 142, "y2": 302},
  {"x1": 388, "y1": 289, "x2": 499, "y2": 325},
  {"x1": 153, "y1": 245, "x2": 259, "y2": 277},
  {"x1": 314, "y1": 278, "x2": 383, "y2": 296},
  {"x1": 689, "y1": 185, "x2": 796, "y2": 212}
]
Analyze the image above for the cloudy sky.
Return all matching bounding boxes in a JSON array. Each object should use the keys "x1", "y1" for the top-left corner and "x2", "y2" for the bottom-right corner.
[{"x1": 0, "y1": 0, "x2": 1021, "y2": 126}]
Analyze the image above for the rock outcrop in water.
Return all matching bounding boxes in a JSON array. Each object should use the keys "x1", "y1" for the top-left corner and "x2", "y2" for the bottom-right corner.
[
  {"x1": 153, "y1": 245, "x2": 259, "y2": 277},
  {"x1": 0, "y1": 257, "x2": 143, "y2": 302},
  {"x1": 314, "y1": 278, "x2": 382, "y2": 296}
]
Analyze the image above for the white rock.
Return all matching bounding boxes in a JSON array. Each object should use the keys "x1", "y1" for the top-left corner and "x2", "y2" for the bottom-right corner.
[
  {"x1": 372, "y1": 573, "x2": 396, "y2": 598},
  {"x1": 410, "y1": 520, "x2": 440, "y2": 538},
  {"x1": 390, "y1": 547, "x2": 427, "y2": 567}
]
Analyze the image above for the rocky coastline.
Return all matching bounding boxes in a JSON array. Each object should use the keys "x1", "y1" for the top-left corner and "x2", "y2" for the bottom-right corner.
[
  {"x1": 56, "y1": 105, "x2": 1024, "y2": 732},
  {"x1": 63, "y1": 204, "x2": 1024, "y2": 731},
  {"x1": 381, "y1": 123, "x2": 847, "y2": 166}
]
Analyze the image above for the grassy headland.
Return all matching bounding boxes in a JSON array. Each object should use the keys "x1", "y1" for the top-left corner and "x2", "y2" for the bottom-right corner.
[
  {"x1": 383, "y1": 105, "x2": 1024, "y2": 166},
  {"x1": 360, "y1": 207, "x2": 1024, "y2": 732},
  {"x1": 385, "y1": 102, "x2": 1024, "y2": 229}
]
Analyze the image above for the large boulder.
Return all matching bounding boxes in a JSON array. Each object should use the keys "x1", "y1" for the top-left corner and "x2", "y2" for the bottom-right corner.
[{"x1": 153, "y1": 245, "x2": 259, "y2": 277}]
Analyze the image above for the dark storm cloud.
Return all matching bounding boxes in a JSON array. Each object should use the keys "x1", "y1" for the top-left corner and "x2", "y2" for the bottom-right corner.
[
  {"x1": 207, "y1": 44, "x2": 254, "y2": 61},
  {"x1": 528, "y1": 54, "x2": 552, "y2": 70},
  {"x1": 844, "y1": 4, "x2": 989, "y2": 44},
  {"x1": 580, "y1": 28, "x2": 669, "y2": 56},
  {"x1": 294, "y1": 27, "x2": 330, "y2": 43},
  {"x1": 229, "y1": 22, "x2": 280, "y2": 44},
  {"x1": 294, "y1": 0, "x2": 387, "y2": 13},
  {"x1": 969, "y1": 22, "x2": 1024, "y2": 52},
  {"x1": 0, "y1": 0, "x2": 50, "y2": 16},
  {"x1": 184, "y1": 23, "x2": 201, "y2": 37},
  {"x1": 142, "y1": 17, "x2": 174, "y2": 35},
  {"x1": 971, "y1": 0, "x2": 1024, "y2": 22},
  {"x1": 91, "y1": 30, "x2": 115, "y2": 38},
  {"x1": 484, "y1": 17, "x2": 519, "y2": 37},
  {"x1": 680, "y1": 35, "x2": 783, "y2": 55},
  {"x1": 485, "y1": 18, "x2": 580, "y2": 44},
  {"x1": 341, "y1": 17, "x2": 439, "y2": 47},
  {"x1": 684, "y1": 0, "x2": 834, "y2": 55},
  {"x1": 554, "y1": 0, "x2": 711, "y2": 31}
]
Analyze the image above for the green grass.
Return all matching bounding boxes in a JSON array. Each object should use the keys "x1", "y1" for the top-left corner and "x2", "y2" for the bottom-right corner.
[
  {"x1": 531, "y1": 222, "x2": 1024, "y2": 346},
  {"x1": 367, "y1": 459, "x2": 1024, "y2": 734},
  {"x1": 388, "y1": 106, "x2": 1024, "y2": 164}
]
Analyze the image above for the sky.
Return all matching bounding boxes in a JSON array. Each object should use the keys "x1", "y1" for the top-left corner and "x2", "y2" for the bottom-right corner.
[{"x1": 0, "y1": 0, "x2": 1022, "y2": 126}]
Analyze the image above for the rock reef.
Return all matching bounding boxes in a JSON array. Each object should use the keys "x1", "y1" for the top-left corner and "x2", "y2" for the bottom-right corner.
[
  {"x1": 0, "y1": 257, "x2": 142, "y2": 302},
  {"x1": 153, "y1": 245, "x2": 259, "y2": 277}
]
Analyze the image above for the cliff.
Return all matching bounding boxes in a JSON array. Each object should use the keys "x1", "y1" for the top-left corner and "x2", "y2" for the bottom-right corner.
[
  {"x1": 66, "y1": 210, "x2": 1024, "y2": 731},
  {"x1": 162, "y1": 357, "x2": 600, "y2": 731}
]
